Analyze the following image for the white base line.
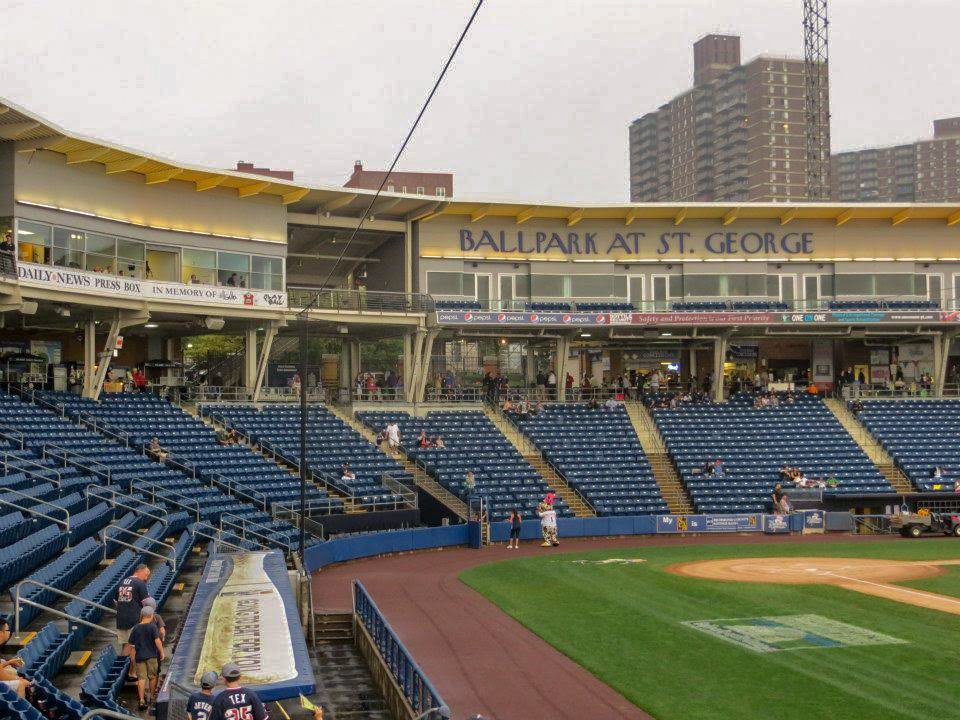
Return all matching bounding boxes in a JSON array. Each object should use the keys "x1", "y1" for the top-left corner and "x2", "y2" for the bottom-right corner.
[{"x1": 824, "y1": 572, "x2": 960, "y2": 606}]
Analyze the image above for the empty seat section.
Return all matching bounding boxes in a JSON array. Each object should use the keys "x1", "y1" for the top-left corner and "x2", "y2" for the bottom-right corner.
[
  {"x1": 203, "y1": 403, "x2": 410, "y2": 509},
  {"x1": 514, "y1": 405, "x2": 667, "y2": 517},
  {"x1": 653, "y1": 393, "x2": 892, "y2": 513},
  {"x1": 358, "y1": 410, "x2": 569, "y2": 520},
  {"x1": 859, "y1": 399, "x2": 960, "y2": 490}
]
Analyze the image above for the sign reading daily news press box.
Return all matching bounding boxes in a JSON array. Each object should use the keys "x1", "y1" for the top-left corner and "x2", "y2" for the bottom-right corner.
[{"x1": 17, "y1": 263, "x2": 287, "y2": 309}]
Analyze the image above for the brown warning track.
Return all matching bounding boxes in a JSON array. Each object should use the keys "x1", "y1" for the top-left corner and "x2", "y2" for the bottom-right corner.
[{"x1": 312, "y1": 532, "x2": 897, "y2": 720}]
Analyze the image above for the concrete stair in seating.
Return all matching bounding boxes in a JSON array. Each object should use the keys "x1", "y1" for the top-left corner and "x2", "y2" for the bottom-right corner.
[
  {"x1": 625, "y1": 402, "x2": 695, "y2": 514},
  {"x1": 483, "y1": 407, "x2": 595, "y2": 517},
  {"x1": 823, "y1": 398, "x2": 915, "y2": 493},
  {"x1": 326, "y1": 403, "x2": 469, "y2": 520}
]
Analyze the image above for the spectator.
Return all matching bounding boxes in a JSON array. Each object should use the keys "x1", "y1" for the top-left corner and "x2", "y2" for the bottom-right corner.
[
  {"x1": 226, "y1": 273, "x2": 238, "y2": 286},
  {"x1": 386, "y1": 421, "x2": 401, "y2": 451},
  {"x1": 210, "y1": 663, "x2": 269, "y2": 720},
  {"x1": 141, "y1": 597, "x2": 166, "y2": 642},
  {"x1": 858, "y1": 369, "x2": 866, "y2": 384},
  {"x1": 129, "y1": 605, "x2": 164, "y2": 709},
  {"x1": 931, "y1": 466, "x2": 944, "y2": 480},
  {"x1": 148, "y1": 437, "x2": 168, "y2": 461},
  {"x1": 189, "y1": 274, "x2": 201, "y2": 284},
  {"x1": 537, "y1": 502, "x2": 559, "y2": 547},
  {"x1": 0, "y1": 230, "x2": 13, "y2": 253},
  {"x1": 507, "y1": 508, "x2": 522, "y2": 550},
  {"x1": 340, "y1": 464, "x2": 355, "y2": 484},
  {"x1": 116, "y1": 564, "x2": 151, "y2": 674},
  {"x1": 187, "y1": 671, "x2": 219, "y2": 720},
  {"x1": 531, "y1": 401, "x2": 544, "y2": 416},
  {"x1": 712, "y1": 459, "x2": 725, "y2": 478},
  {"x1": 825, "y1": 472, "x2": 839, "y2": 489},
  {"x1": 649, "y1": 369, "x2": 661, "y2": 393},
  {"x1": 463, "y1": 470, "x2": 476, "y2": 500},
  {"x1": 771, "y1": 483, "x2": 790, "y2": 514},
  {"x1": 604, "y1": 396, "x2": 620, "y2": 411},
  {"x1": 434, "y1": 436, "x2": 446, "y2": 449},
  {"x1": 291, "y1": 372, "x2": 302, "y2": 397},
  {"x1": 0, "y1": 618, "x2": 30, "y2": 699},
  {"x1": 546, "y1": 369, "x2": 557, "y2": 393},
  {"x1": 417, "y1": 431, "x2": 429, "y2": 448},
  {"x1": 132, "y1": 367, "x2": 148, "y2": 393}
]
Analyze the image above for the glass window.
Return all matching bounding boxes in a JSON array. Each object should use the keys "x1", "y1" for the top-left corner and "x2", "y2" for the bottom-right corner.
[
  {"x1": 85, "y1": 233, "x2": 115, "y2": 255},
  {"x1": 514, "y1": 274, "x2": 530, "y2": 298},
  {"x1": 85, "y1": 253, "x2": 115, "y2": 274},
  {"x1": 16, "y1": 221, "x2": 51, "y2": 264},
  {"x1": 684, "y1": 276, "x2": 722, "y2": 297},
  {"x1": 251, "y1": 255, "x2": 284, "y2": 290},
  {"x1": 427, "y1": 271, "x2": 467, "y2": 295},
  {"x1": 571, "y1": 275, "x2": 615, "y2": 297},
  {"x1": 613, "y1": 276, "x2": 627, "y2": 297},
  {"x1": 217, "y1": 252, "x2": 250, "y2": 272},
  {"x1": 52, "y1": 228, "x2": 84, "y2": 268},
  {"x1": 182, "y1": 248, "x2": 217, "y2": 285},
  {"x1": 835, "y1": 275, "x2": 876, "y2": 295},
  {"x1": 117, "y1": 239, "x2": 144, "y2": 262},
  {"x1": 531, "y1": 275, "x2": 565, "y2": 297}
]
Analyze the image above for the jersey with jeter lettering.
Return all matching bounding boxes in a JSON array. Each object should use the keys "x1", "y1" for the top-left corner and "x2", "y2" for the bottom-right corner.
[
  {"x1": 186, "y1": 692, "x2": 214, "y2": 720},
  {"x1": 210, "y1": 687, "x2": 268, "y2": 720}
]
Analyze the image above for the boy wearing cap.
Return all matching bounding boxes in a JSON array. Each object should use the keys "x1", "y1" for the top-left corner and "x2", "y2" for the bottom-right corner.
[
  {"x1": 128, "y1": 606, "x2": 164, "y2": 710},
  {"x1": 210, "y1": 663, "x2": 268, "y2": 720},
  {"x1": 186, "y1": 671, "x2": 218, "y2": 720},
  {"x1": 142, "y1": 597, "x2": 166, "y2": 642}
]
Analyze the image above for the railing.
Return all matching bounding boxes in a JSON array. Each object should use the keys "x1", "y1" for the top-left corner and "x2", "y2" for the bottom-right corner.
[
  {"x1": 136, "y1": 480, "x2": 203, "y2": 522},
  {"x1": 0, "y1": 423, "x2": 25, "y2": 450},
  {"x1": 0, "y1": 493, "x2": 70, "y2": 535},
  {"x1": 183, "y1": 386, "x2": 253, "y2": 404},
  {"x1": 353, "y1": 580, "x2": 449, "y2": 720},
  {"x1": 1, "y1": 451, "x2": 63, "y2": 487},
  {"x1": 382, "y1": 473, "x2": 418, "y2": 509},
  {"x1": 41, "y1": 443, "x2": 113, "y2": 485},
  {"x1": 12, "y1": 579, "x2": 117, "y2": 635},
  {"x1": 288, "y1": 286, "x2": 435, "y2": 314},
  {"x1": 76, "y1": 411, "x2": 132, "y2": 448},
  {"x1": 218, "y1": 512, "x2": 290, "y2": 553},
  {"x1": 86, "y1": 485, "x2": 168, "y2": 526},
  {"x1": 842, "y1": 382, "x2": 960, "y2": 399},
  {"x1": 272, "y1": 500, "x2": 327, "y2": 540}
]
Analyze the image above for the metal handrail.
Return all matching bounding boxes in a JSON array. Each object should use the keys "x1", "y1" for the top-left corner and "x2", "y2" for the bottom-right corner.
[
  {"x1": 288, "y1": 286, "x2": 435, "y2": 314},
  {"x1": 13, "y1": 578, "x2": 115, "y2": 633},
  {"x1": 2, "y1": 451, "x2": 63, "y2": 487},
  {"x1": 102, "y1": 529, "x2": 176, "y2": 568},
  {"x1": 76, "y1": 411, "x2": 132, "y2": 447},
  {"x1": 0, "y1": 423, "x2": 25, "y2": 450},
  {"x1": 0, "y1": 496, "x2": 70, "y2": 532},
  {"x1": 86, "y1": 486, "x2": 168, "y2": 526},
  {"x1": 218, "y1": 512, "x2": 287, "y2": 552},
  {"x1": 189, "y1": 521, "x2": 247, "y2": 553},
  {"x1": 136, "y1": 481, "x2": 202, "y2": 522},
  {"x1": 41, "y1": 443, "x2": 113, "y2": 485}
]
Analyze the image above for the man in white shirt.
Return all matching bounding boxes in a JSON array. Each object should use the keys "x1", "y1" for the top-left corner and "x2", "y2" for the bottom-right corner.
[
  {"x1": 386, "y1": 421, "x2": 401, "y2": 450},
  {"x1": 537, "y1": 502, "x2": 559, "y2": 547}
]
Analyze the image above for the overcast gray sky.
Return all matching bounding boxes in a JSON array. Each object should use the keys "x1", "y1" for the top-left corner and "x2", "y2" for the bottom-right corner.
[{"x1": 2, "y1": 0, "x2": 958, "y2": 203}]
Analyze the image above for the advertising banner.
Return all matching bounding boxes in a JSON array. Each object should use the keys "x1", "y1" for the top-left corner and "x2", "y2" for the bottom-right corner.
[
  {"x1": 657, "y1": 514, "x2": 762, "y2": 533},
  {"x1": 802, "y1": 510, "x2": 826, "y2": 533},
  {"x1": 160, "y1": 551, "x2": 314, "y2": 704},
  {"x1": 17, "y1": 262, "x2": 287, "y2": 309},
  {"x1": 436, "y1": 310, "x2": 960, "y2": 327},
  {"x1": 763, "y1": 514, "x2": 791, "y2": 533}
]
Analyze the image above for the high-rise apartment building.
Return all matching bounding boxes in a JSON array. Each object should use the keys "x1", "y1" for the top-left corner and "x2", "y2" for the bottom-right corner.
[
  {"x1": 629, "y1": 34, "x2": 829, "y2": 202},
  {"x1": 831, "y1": 117, "x2": 960, "y2": 202}
]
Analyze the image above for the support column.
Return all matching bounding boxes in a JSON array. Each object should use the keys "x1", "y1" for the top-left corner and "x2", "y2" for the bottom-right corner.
[
  {"x1": 89, "y1": 309, "x2": 150, "y2": 400},
  {"x1": 402, "y1": 331, "x2": 414, "y2": 387},
  {"x1": 243, "y1": 329, "x2": 258, "y2": 392},
  {"x1": 83, "y1": 320, "x2": 96, "y2": 398},
  {"x1": 555, "y1": 336, "x2": 571, "y2": 402},
  {"x1": 935, "y1": 331, "x2": 956, "y2": 396},
  {"x1": 415, "y1": 329, "x2": 439, "y2": 402},
  {"x1": 339, "y1": 339, "x2": 352, "y2": 395},
  {"x1": 712, "y1": 333, "x2": 730, "y2": 403},
  {"x1": 349, "y1": 339, "x2": 361, "y2": 382},
  {"x1": 252, "y1": 324, "x2": 278, "y2": 403},
  {"x1": 406, "y1": 329, "x2": 425, "y2": 403},
  {"x1": 688, "y1": 346, "x2": 697, "y2": 382},
  {"x1": 525, "y1": 344, "x2": 536, "y2": 386}
]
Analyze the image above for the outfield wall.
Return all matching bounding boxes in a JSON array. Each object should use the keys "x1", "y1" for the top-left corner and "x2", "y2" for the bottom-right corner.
[{"x1": 304, "y1": 511, "x2": 835, "y2": 573}]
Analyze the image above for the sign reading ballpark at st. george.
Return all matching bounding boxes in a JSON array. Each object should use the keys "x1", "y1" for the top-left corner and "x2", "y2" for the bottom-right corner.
[
  {"x1": 457, "y1": 227, "x2": 814, "y2": 257},
  {"x1": 417, "y1": 214, "x2": 960, "y2": 261}
]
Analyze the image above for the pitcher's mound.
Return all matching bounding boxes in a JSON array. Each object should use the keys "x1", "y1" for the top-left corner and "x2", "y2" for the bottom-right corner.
[{"x1": 667, "y1": 556, "x2": 943, "y2": 585}]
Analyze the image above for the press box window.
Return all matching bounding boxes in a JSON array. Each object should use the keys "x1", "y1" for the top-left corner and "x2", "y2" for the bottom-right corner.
[
  {"x1": 182, "y1": 248, "x2": 216, "y2": 285},
  {"x1": 252, "y1": 256, "x2": 284, "y2": 290},
  {"x1": 427, "y1": 271, "x2": 476, "y2": 296},
  {"x1": 16, "y1": 220, "x2": 51, "y2": 264},
  {"x1": 531, "y1": 274, "x2": 566, "y2": 298},
  {"x1": 52, "y1": 228, "x2": 84, "y2": 269}
]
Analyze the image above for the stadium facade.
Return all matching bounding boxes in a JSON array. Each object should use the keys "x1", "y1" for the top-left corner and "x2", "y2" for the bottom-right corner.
[{"x1": 2, "y1": 97, "x2": 960, "y2": 405}]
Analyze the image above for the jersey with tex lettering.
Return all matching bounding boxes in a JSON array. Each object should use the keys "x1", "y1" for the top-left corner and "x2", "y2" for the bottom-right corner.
[
  {"x1": 210, "y1": 687, "x2": 269, "y2": 720},
  {"x1": 186, "y1": 692, "x2": 215, "y2": 720}
]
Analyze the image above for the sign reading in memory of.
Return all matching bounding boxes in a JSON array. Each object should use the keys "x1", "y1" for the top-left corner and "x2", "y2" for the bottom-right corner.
[{"x1": 17, "y1": 262, "x2": 287, "y2": 309}]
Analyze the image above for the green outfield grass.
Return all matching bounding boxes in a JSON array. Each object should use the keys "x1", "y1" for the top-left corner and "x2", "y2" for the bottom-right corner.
[{"x1": 460, "y1": 539, "x2": 960, "y2": 720}]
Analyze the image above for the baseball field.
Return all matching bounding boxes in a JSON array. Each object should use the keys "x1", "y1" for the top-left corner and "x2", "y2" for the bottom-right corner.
[{"x1": 460, "y1": 538, "x2": 960, "y2": 720}]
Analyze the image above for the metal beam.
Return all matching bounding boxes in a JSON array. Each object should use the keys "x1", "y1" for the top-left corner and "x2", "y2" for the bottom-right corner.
[
  {"x1": 835, "y1": 208, "x2": 855, "y2": 226},
  {"x1": 15, "y1": 135, "x2": 66, "y2": 152},
  {"x1": 368, "y1": 197, "x2": 402, "y2": 217},
  {"x1": 516, "y1": 206, "x2": 538, "y2": 225},
  {"x1": 891, "y1": 209, "x2": 912, "y2": 226},
  {"x1": 407, "y1": 201, "x2": 446, "y2": 222},
  {"x1": 674, "y1": 207, "x2": 688, "y2": 225},
  {"x1": 779, "y1": 207, "x2": 799, "y2": 225},
  {"x1": 144, "y1": 167, "x2": 183, "y2": 185},
  {"x1": 65, "y1": 147, "x2": 111, "y2": 164},
  {"x1": 237, "y1": 181, "x2": 271, "y2": 198},
  {"x1": 625, "y1": 209, "x2": 638, "y2": 226},
  {"x1": 90, "y1": 309, "x2": 150, "y2": 400},
  {"x1": 105, "y1": 157, "x2": 150, "y2": 174},
  {"x1": 0, "y1": 122, "x2": 40, "y2": 140},
  {"x1": 195, "y1": 174, "x2": 227, "y2": 191},
  {"x1": 567, "y1": 208, "x2": 585, "y2": 227},
  {"x1": 281, "y1": 188, "x2": 310, "y2": 205},
  {"x1": 320, "y1": 194, "x2": 358, "y2": 213},
  {"x1": 252, "y1": 323, "x2": 280, "y2": 402},
  {"x1": 722, "y1": 208, "x2": 740, "y2": 226},
  {"x1": 470, "y1": 204, "x2": 492, "y2": 222},
  {"x1": 947, "y1": 210, "x2": 960, "y2": 227},
  {"x1": 288, "y1": 253, "x2": 381, "y2": 262}
]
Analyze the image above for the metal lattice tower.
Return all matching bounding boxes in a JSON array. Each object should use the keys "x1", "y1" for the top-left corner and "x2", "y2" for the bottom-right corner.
[{"x1": 803, "y1": 0, "x2": 830, "y2": 199}]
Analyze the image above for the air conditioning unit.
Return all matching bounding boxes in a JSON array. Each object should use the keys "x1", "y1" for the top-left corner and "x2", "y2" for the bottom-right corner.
[{"x1": 204, "y1": 316, "x2": 226, "y2": 331}]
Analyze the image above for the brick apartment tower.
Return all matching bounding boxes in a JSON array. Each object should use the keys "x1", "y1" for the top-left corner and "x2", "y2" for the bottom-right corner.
[
  {"x1": 629, "y1": 34, "x2": 830, "y2": 202},
  {"x1": 831, "y1": 117, "x2": 960, "y2": 202}
]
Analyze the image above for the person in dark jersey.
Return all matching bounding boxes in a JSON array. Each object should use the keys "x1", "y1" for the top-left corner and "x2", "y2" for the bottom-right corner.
[
  {"x1": 186, "y1": 671, "x2": 219, "y2": 720},
  {"x1": 209, "y1": 663, "x2": 268, "y2": 720},
  {"x1": 115, "y1": 564, "x2": 151, "y2": 677},
  {"x1": 507, "y1": 508, "x2": 522, "y2": 549}
]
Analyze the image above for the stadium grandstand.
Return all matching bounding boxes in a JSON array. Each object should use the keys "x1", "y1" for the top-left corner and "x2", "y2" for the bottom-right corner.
[{"x1": 4, "y1": 92, "x2": 960, "y2": 720}]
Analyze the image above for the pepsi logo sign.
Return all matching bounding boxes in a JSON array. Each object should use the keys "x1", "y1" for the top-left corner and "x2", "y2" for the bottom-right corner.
[
  {"x1": 562, "y1": 314, "x2": 571, "y2": 322},
  {"x1": 464, "y1": 313, "x2": 473, "y2": 321}
]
